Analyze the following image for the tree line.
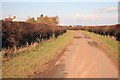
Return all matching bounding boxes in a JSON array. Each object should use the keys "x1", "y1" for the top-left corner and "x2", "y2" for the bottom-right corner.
[{"x1": 26, "y1": 14, "x2": 59, "y2": 25}]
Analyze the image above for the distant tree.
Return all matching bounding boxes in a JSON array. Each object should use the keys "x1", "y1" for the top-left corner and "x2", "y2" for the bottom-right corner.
[
  {"x1": 27, "y1": 17, "x2": 36, "y2": 23},
  {"x1": 37, "y1": 15, "x2": 45, "y2": 23},
  {"x1": 27, "y1": 14, "x2": 59, "y2": 25},
  {"x1": 37, "y1": 15, "x2": 59, "y2": 25},
  {"x1": 69, "y1": 25, "x2": 72, "y2": 27},
  {"x1": 40, "y1": 14, "x2": 43, "y2": 17},
  {"x1": 50, "y1": 16, "x2": 59, "y2": 25}
]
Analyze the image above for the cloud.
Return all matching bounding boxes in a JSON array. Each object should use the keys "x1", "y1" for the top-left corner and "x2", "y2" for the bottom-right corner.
[
  {"x1": 73, "y1": 13, "x2": 101, "y2": 21},
  {"x1": 110, "y1": 15, "x2": 118, "y2": 21},
  {"x1": 71, "y1": 12, "x2": 117, "y2": 25},
  {"x1": 95, "y1": 7, "x2": 118, "y2": 13},
  {"x1": 60, "y1": 7, "x2": 118, "y2": 25}
]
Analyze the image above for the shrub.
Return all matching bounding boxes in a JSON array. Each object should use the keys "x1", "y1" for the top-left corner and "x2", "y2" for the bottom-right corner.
[{"x1": 2, "y1": 21, "x2": 66, "y2": 49}]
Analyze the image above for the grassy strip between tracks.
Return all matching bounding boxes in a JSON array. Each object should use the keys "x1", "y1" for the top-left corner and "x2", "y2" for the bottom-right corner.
[
  {"x1": 2, "y1": 30, "x2": 74, "y2": 78},
  {"x1": 82, "y1": 30, "x2": 119, "y2": 64}
]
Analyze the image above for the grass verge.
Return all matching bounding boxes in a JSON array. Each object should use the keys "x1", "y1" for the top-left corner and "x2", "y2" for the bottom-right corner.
[
  {"x1": 2, "y1": 30, "x2": 74, "y2": 78},
  {"x1": 82, "y1": 31, "x2": 118, "y2": 64}
]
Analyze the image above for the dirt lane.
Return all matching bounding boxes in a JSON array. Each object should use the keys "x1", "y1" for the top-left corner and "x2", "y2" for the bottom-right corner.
[{"x1": 39, "y1": 31, "x2": 118, "y2": 78}]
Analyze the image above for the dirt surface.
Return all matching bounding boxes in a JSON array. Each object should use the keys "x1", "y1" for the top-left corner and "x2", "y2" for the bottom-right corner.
[{"x1": 37, "y1": 31, "x2": 118, "y2": 78}]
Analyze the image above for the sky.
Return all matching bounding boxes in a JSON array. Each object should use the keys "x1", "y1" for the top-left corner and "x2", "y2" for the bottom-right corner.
[{"x1": 1, "y1": 0, "x2": 119, "y2": 26}]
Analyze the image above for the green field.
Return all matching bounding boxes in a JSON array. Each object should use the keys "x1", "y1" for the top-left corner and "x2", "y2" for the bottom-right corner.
[
  {"x1": 83, "y1": 31, "x2": 118, "y2": 63},
  {"x1": 2, "y1": 31, "x2": 74, "y2": 78}
]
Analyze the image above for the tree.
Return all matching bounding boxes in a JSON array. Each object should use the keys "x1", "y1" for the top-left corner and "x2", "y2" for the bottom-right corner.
[
  {"x1": 27, "y1": 15, "x2": 59, "y2": 25},
  {"x1": 50, "y1": 16, "x2": 59, "y2": 25},
  {"x1": 37, "y1": 15, "x2": 45, "y2": 23},
  {"x1": 27, "y1": 17, "x2": 36, "y2": 23},
  {"x1": 40, "y1": 14, "x2": 43, "y2": 17},
  {"x1": 37, "y1": 15, "x2": 59, "y2": 25}
]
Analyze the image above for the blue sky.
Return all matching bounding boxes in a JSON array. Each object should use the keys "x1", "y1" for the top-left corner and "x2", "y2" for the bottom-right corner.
[
  {"x1": 1, "y1": 0, "x2": 119, "y2": 2},
  {"x1": 1, "y1": 1, "x2": 118, "y2": 26}
]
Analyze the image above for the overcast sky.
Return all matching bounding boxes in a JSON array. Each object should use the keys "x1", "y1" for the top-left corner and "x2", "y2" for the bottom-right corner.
[{"x1": 1, "y1": 1, "x2": 119, "y2": 26}]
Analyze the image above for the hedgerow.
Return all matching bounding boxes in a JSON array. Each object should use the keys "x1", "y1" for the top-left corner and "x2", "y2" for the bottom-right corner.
[
  {"x1": 2, "y1": 21, "x2": 66, "y2": 49},
  {"x1": 66, "y1": 24, "x2": 120, "y2": 41}
]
